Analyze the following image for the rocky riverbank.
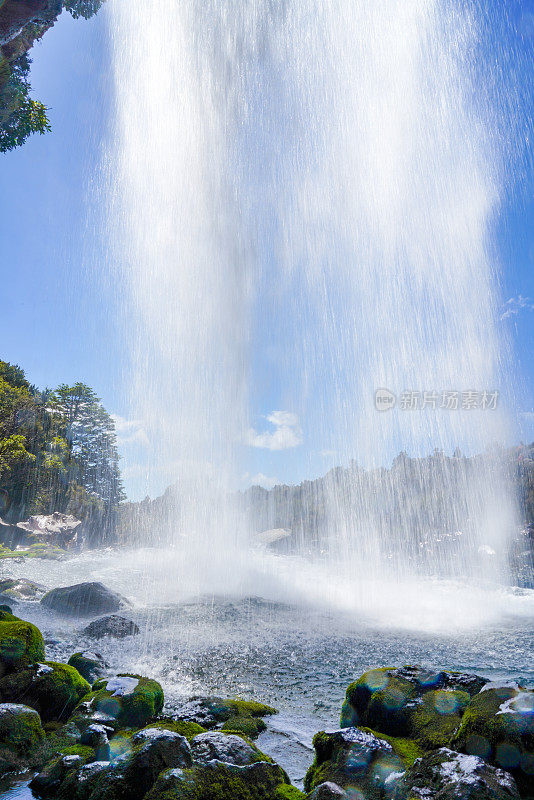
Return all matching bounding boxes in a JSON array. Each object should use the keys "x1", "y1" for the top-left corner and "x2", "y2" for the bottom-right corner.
[{"x1": 0, "y1": 581, "x2": 532, "y2": 799}]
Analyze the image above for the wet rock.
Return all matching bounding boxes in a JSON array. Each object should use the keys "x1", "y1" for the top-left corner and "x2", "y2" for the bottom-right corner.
[
  {"x1": 307, "y1": 782, "x2": 348, "y2": 800},
  {"x1": 70, "y1": 674, "x2": 164, "y2": 730},
  {"x1": 68, "y1": 650, "x2": 108, "y2": 682},
  {"x1": 173, "y1": 695, "x2": 276, "y2": 728},
  {"x1": 30, "y1": 752, "x2": 86, "y2": 796},
  {"x1": 190, "y1": 731, "x2": 261, "y2": 766},
  {"x1": 0, "y1": 703, "x2": 44, "y2": 763},
  {"x1": 340, "y1": 665, "x2": 485, "y2": 744},
  {"x1": 0, "y1": 661, "x2": 90, "y2": 722},
  {"x1": 0, "y1": 577, "x2": 47, "y2": 601},
  {"x1": 392, "y1": 747, "x2": 520, "y2": 799},
  {"x1": 83, "y1": 615, "x2": 139, "y2": 639},
  {"x1": 144, "y1": 759, "x2": 290, "y2": 800},
  {"x1": 80, "y1": 722, "x2": 111, "y2": 761},
  {"x1": 16, "y1": 512, "x2": 81, "y2": 548},
  {"x1": 304, "y1": 727, "x2": 403, "y2": 797},
  {"x1": 452, "y1": 683, "x2": 534, "y2": 796},
  {"x1": 0, "y1": 617, "x2": 45, "y2": 674},
  {"x1": 41, "y1": 581, "x2": 129, "y2": 616},
  {"x1": 57, "y1": 727, "x2": 192, "y2": 800}
]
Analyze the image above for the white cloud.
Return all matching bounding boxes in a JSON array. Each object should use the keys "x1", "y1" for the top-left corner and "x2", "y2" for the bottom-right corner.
[
  {"x1": 111, "y1": 414, "x2": 150, "y2": 447},
  {"x1": 501, "y1": 295, "x2": 534, "y2": 320},
  {"x1": 320, "y1": 449, "x2": 337, "y2": 458},
  {"x1": 246, "y1": 473, "x2": 280, "y2": 490},
  {"x1": 246, "y1": 410, "x2": 303, "y2": 450}
]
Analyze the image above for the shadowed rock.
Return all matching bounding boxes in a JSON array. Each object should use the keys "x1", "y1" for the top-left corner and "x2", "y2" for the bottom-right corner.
[{"x1": 41, "y1": 581, "x2": 129, "y2": 616}]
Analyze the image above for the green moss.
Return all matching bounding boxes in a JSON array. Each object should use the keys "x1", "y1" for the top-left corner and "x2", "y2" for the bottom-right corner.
[
  {"x1": 67, "y1": 652, "x2": 104, "y2": 683},
  {"x1": 274, "y1": 784, "x2": 306, "y2": 799},
  {"x1": 0, "y1": 661, "x2": 90, "y2": 722},
  {"x1": 0, "y1": 704, "x2": 45, "y2": 756},
  {"x1": 409, "y1": 689, "x2": 468, "y2": 749},
  {"x1": 0, "y1": 610, "x2": 19, "y2": 622},
  {"x1": 452, "y1": 686, "x2": 534, "y2": 794},
  {"x1": 151, "y1": 718, "x2": 207, "y2": 739},
  {"x1": 60, "y1": 744, "x2": 94, "y2": 760},
  {"x1": 0, "y1": 618, "x2": 45, "y2": 671},
  {"x1": 222, "y1": 699, "x2": 277, "y2": 718},
  {"x1": 144, "y1": 760, "x2": 288, "y2": 800},
  {"x1": 221, "y1": 715, "x2": 266, "y2": 739},
  {"x1": 76, "y1": 674, "x2": 164, "y2": 728},
  {"x1": 358, "y1": 727, "x2": 424, "y2": 767}
]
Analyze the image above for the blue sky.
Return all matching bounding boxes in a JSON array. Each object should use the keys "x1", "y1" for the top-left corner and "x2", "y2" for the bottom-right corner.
[{"x1": 0, "y1": 3, "x2": 533, "y2": 500}]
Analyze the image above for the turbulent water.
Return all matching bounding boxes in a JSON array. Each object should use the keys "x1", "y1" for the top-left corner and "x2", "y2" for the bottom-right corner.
[
  {"x1": 104, "y1": 0, "x2": 525, "y2": 602},
  {"x1": 3, "y1": 552, "x2": 534, "y2": 787}
]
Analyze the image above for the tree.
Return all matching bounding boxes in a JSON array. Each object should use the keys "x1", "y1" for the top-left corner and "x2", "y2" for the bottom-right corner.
[{"x1": 0, "y1": 54, "x2": 50, "y2": 154}]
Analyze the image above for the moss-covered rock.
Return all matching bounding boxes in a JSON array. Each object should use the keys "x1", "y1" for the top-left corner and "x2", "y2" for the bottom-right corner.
[
  {"x1": 0, "y1": 702, "x2": 45, "y2": 757},
  {"x1": 452, "y1": 684, "x2": 534, "y2": 796},
  {"x1": 30, "y1": 752, "x2": 90, "y2": 798},
  {"x1": 392, "y1": 746, "x2": 520, "y2": 800},
  {"x1": 0, "y1": 617, "x2": 45, "y2": 673},
  {"x1": 340, "y1": 665, "x2": 483, "y2": 742},
  {"x1": 173, "y1": 695, "x2": 276, "y2": 729},
  {"x1": 53, "y1": 727, "x2": 193, "y2": 800},
  {"x1": 190, "y1": 731, "x2": 270, "y2": 766},
  {"x1": 149, "y1": 718, "x2": 206, "y2": 740},
  {"x1": 357, "y1": 726, "x2": 424, "y2": 767},
  {"x1": 274, "y1": 784, "x2": 306, "y2": 799},
  {"x1": 304, "y1": 727, "x2": 403, "y2": 797},
  {"x1": 71, "y1": 674, "x2": 164, "y2": 730},
  {"x1": 144, "y1": 759, "x2": 290, "y2": 800},
  {"x1": 67, "y1": 651, "x2": 107, "y2": 683},
  {"x1": 0, "y1": 661, "x2": 90, "y2": 722},
  {"x1": 221, "y1": 715, "x2": 266, "y2": 738},
  {"x1": 0, "y1": 609, "x2": 19, "y2": 622},
  {"x1": 0, "y1": 577, "x2": 47, "y2": 601}
]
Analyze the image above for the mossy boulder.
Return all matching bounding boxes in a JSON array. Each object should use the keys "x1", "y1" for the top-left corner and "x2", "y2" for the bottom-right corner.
[
  {"x1": 392, "y1": 747, "x2": 520, "y2": 800},
  {"x1": 304, "y1": 727, "x2": 403, "y2": 797},
  {"x1": 0, "y1": 661, "x2": 90, "y2": 722},
  {"x1": 0, "y1": 617, "x2": 45, "y2": 674},
  {"x1": 340, "y1": 665, "x2": 484, "y2": 741},
  {"x1": 274, "y1": 785, "x2": 306, "y2": 799},
  {"x1": 68, "y1": 651, "x2": 108, "y2": 683},
  {"x1": 30, "y1": 752, "x2": 92, "y2": 798},
  {"x1": 0, "y1": 702, "x2": 45, "y2": 757},
  {"x1": 0, "y1": 609, "x2": 19, "y2": 622},
  {"x1": 144, "y1": 759, "x2": 290, "y2": 800},
  {"x1": 173, "y1": 695, "x2": 276, "y2": 729},
  {"x1": 221, "y1": 715, "x2": 266, "y2": 738},
  {"x1": 149, "y1": 717, "x2": 206, "y2": 740},
  {"x1": 0, "y1": 577, "x2": 47, "y2": 601},
  {"x1": 71, "y1": 674, "x2": 164, "y2": 730},
  {"x1": 53, "y1": 727, "x2": 193, "y2": 800},
  {"x1": 190, "y1": 731, "x2": 270, "y2": 766},
  {"x1": 452, "y1": 684, "x2": 534, "y2": 796}
]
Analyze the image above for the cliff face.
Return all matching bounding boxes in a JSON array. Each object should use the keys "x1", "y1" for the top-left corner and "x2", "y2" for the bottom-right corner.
[
  {"x1": 0, "y1": 1, "x2": 103, "y2": 151},
  {"x1": 0, "y1": 1, "x2": 62, "y2": 49}
]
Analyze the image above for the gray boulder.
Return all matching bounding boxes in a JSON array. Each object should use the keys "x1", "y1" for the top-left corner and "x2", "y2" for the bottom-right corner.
[
  {"x1": 305, "y1": 727, "x2": 402, "y2": 796},
  {"x1": 392, "y1": 747, "x2": 520, "y2": 799},
  {"x1": 40, "y1": 581, "x2": 129, "y2": 616},
  {"x1": 0, "y1": 577, "x2": 47, "y2": 601},
  {"x1": 190, "y1": 731, "x2": 260, "y2": 766},
  {"x1": 83, "y1": 615, "x2": 139, "y2": 639}
]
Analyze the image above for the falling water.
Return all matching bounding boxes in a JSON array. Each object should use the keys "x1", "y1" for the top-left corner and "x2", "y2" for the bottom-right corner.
[{"x1": 105, "y1": 0, "x2": 520, "y2": 606}]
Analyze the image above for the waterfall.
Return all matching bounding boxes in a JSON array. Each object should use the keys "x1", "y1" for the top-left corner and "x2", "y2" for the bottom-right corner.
[{"x1": 105, "y1": 0, "x2": 518, "y2": 596}]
